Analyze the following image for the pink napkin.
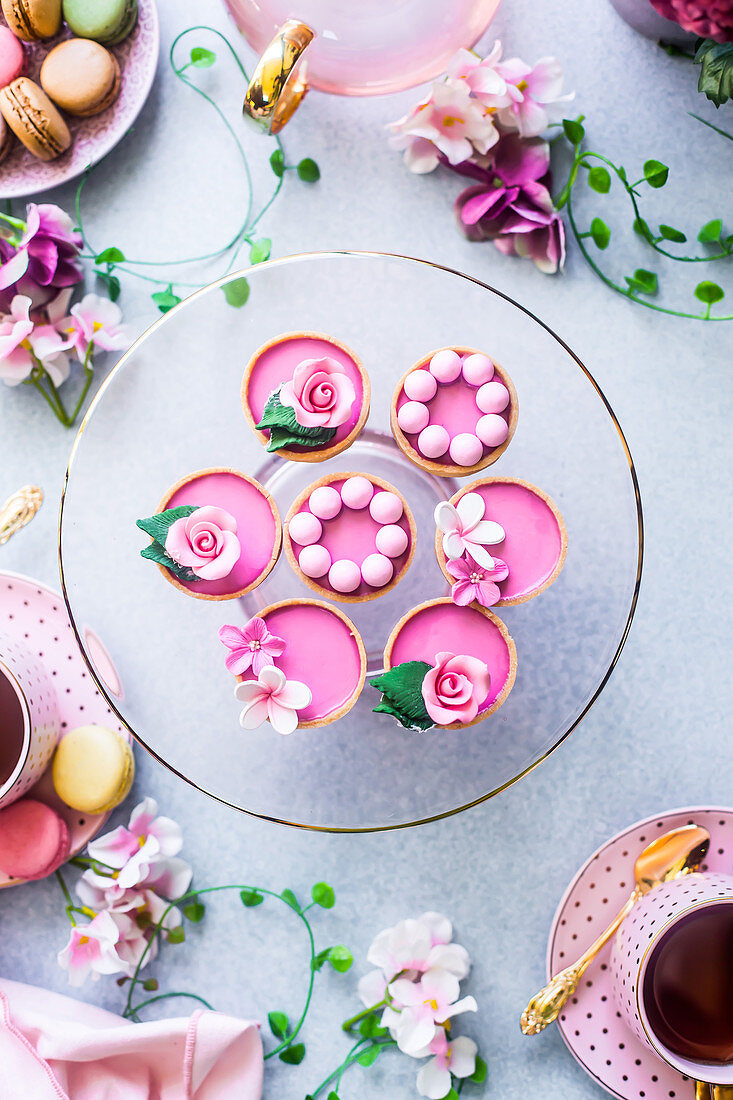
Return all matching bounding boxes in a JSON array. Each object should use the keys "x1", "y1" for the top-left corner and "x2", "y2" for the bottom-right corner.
[{"x1": 0, "y1": 977, "x2": 263, "y2": 1099}]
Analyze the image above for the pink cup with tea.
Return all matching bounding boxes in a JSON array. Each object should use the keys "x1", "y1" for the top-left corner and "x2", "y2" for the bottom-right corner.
[
  {"x1": 611, "y1": 872, "x2": 733, "y2": 1087},
  {"x1": 0, "y1": 632, "x2": 59, "y2": 808}
]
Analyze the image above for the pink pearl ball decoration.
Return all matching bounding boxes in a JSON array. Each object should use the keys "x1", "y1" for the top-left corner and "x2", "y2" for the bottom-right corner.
[
  {"x1": 361, "y1": 553, "x2": 394, "y2": 588},
  {"x1": 449, "y1": 433, "x2": 484, "y2": 467},
  {"x1": 476, "y1": 380, "x2": 510, "y2": 415},
  {"x1": 476, "y1": 414, "x2": 509, "y2": 448},
  {"x1": 397, "y1": 401, "x2": 430, "y2": 435},
  {"x1": 369, "y1": 491, "x2": 403, "y2": 525},
  {"x1": 298, "y1": 544, "x2": 331, "y2": 578},
  {"x1": 403, "y1": 369, "x2": 437, "y2": 402},
  {"x1": 328, "y1": 559, "x2": 362, "y2": 593},
  {"x1": 462, "y1": 353, "x2": 494, "y2": 386},
  {"x1": 376, "y1": 524, "x2": 408, "y2": 558},
  {"x1": 341, "y1": 476, "x2": 373, "y2": 509},
  {"x1": 308, "y1": 485, "x2": 342, "y2": 520},
  {"x1": 429, "y1": 348, "x2": 462, "y2": 384},
  {"x1": 288, "y1": 511, "x2": 322, "y2": 546},
  {"x1": 417, "y1": 424, "x2": 450, "y2": 459}
]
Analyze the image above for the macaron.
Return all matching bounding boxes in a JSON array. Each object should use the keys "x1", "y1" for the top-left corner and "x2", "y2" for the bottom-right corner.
[
  {"x1": 1, "y1": 0, "x2": 61, "y2": 40},
  {"x1": 41, "y1": 38, "x2": 121, "y2": 117},
  {"x1": 0, "y1": 77, "x2": 71, "y2": 160},
  {"x1": 0, "y1": 113, "x2": 13, "y2": 162},
  {"x1": 0, "y1": 25, "x2": 25, "y2": 88},
  {"x1": 52, "y1": 724, "x2": 134, "y2": 814},
  {"x1": 0, "y1": 798, "x2": 70, "y2": 880},
  {"x1": 62, "y1": 0, "x2": 137, "y2": 44}
]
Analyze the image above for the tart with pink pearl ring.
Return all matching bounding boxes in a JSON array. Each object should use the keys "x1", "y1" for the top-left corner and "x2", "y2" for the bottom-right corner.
[
  {"x1": 284, "y1": 472, "x2": 416, "y2": 603},
  {"x1": 391, "y1": 346, "x2": 518, "y2": 477}
]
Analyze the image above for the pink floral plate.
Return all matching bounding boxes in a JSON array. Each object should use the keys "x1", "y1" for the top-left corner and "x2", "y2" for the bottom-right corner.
[
  {"x1": 0, "y1": 569, "x2": 129, "y2": 888},
  {"x1": 547, "y1": 805, "x2": 733, "y2": 1099},
  {"x1": 0, "y1": 0, "x2": 159, "y2": 200}
]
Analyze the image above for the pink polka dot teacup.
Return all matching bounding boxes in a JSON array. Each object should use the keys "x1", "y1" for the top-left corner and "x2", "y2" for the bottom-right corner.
[{"x1": 0, "y1": 632, "x2": 59, "y2": 808}]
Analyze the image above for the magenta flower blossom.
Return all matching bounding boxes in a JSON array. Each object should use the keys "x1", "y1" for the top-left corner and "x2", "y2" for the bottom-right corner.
[
  {"x1": 0, "y1": 204, "x2": 83, "y2": 302},
  {"x1": 447, "y1": 555, "x2": 509, "y2": 607},
  {"x1": 494, "y1": 54, "x2": 574, "y2": 137},
  {"x1": 219, "y1": 616, "x2": 287, "y2": 677},
  {"x1": 649, "y1": 0, "x2": 733, "y2": 41},
  {"x1": 453, "y1": 131, "x2": 566, "y2": 274}
]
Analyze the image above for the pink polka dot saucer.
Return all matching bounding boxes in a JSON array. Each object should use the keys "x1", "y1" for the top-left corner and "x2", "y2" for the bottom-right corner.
[
  {"x1": 391, "y1": 346, "x2": 518, "y2": 477},
  {"x1": 546, "y1": 806, "x2": 733, "y2": 1099},
  {"x1": 284, "y1": 472, "x2": 416, "y2": 603}
]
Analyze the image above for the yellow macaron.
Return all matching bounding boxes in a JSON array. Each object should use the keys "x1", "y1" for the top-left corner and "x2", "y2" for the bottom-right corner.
[{"x1": 52, "y1": 724, "x2": 134, "y2": 814}]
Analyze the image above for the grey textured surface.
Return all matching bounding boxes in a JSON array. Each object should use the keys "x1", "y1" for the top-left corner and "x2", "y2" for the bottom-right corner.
[{"x1": 0, "y1": 0, "x2": 731, "y2": 1097}]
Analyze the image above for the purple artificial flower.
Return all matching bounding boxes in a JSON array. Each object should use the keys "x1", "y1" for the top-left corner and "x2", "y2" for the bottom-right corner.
[
  {"x1": 0, "y1": 204, "x2": 83, "y2": 305},
  {"x1": 446, "y1": 555, "x2": 510, "y2": 608},
  {"x1": 218, "y1": 617, "x2": 286, "y2": 677},
  {"x1": 452, "y1": 131, "x2": 566, "y2": 274},
  {"x1": 649, "y1": 0, "x2": 733, "y2": 42}
]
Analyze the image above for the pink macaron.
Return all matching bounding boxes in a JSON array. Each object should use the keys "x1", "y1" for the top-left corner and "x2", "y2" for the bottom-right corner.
[
  {"x1": 0, "y1": 797, "x2": 71, "y2": 880},
  {"x1": 0, "y1": 26, "x2": 25, "y2": 89}
]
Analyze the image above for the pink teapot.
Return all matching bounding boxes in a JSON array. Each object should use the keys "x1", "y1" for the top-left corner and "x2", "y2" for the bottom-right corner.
[{"x1": 223, "y1": 0, "x2": 502, "y2": 132}]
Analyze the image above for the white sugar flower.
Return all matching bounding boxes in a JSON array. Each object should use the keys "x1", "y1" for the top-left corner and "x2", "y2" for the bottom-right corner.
[{"x1": 435, "y1": 493, "x2": 505, "y2": 569}]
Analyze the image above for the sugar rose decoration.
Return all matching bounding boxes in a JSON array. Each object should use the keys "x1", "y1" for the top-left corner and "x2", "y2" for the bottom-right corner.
[
  {"x1": 421, "y1": 651, "x2": 491, "y2": 726},
  {"x1": 256, "y1": 356, "x2": 356, "y2": 452},
  {"x1": 136, "y1": 504, "x2": 241, "y2": 583}
]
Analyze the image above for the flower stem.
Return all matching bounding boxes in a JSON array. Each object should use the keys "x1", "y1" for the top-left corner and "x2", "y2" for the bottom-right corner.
[
  {"x1": 65, "y1": 340, "x2": 95, "y2": 427},
  {"x1": 342, "y1": 1000, "x2": 387, "y2": 1032},
  {"x1": 56, "y1": 869, "x2": 76, "y2": 925}
]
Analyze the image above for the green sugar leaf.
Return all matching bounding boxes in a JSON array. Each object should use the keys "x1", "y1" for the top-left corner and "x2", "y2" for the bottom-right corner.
[
  {"x1": 268, "y1": 1010, "x2": 289, "y2": 1038},
  {"x1": 256, "y1": 391, "x2": 336, "y2": 452},
  {"x1": 694, "y1": 39, "x2": 733, "y2": 106},
  {"x1": 249, "y1": 238, "x2": 271, "y2": 265},
  {"x1": 643, "y1": 159, "x2": 669, "y2": 188},
  {"x1": 183, "y1": 901, "x2": 205, "y2": 923},
  {"x1": 281, "y1": 888, "x2": 300, "y2": 912},
  {"x1": 624, "y1": 268, "x2": 658, "y2": 295},
  {"x1": 270, "y1": 149, "x2": 285, "y2": 177},
  {"x1": 587, "y1": 166, "x2": 611, "y2": 193},
  {"x1": 659, "y1": 224, "x2": 687, "y2": 243},
  {"x1": 590, "y1": 217, "x2": 610, "y2": 250},
  {"x1": 356, "y1": 1045, "x2": 381, "y2": 1067},
  {"x1": 279, "y1": 1042, "x2": 305, "y2": 1065},
  {"x1": 95, "y1": 246, "x2": 125, "y2": 265},
  {"x1": 471, "y1": 1055, "x2": 488, "y2": 1084},
  {"x1": 327, "y1": 945, "x2": 353, "y2": 973},
  {"x1": 223, "y1": 277, "x2": 250, "y2": 308},
  {"x1": 694, "y1": 280, "x2": 725, "y2": 304},
  {"x1": 370, "y1": 661, "x2": 433, "y2": 730},
  {"x1": 191, "y1": 46, "x2": 216, "y2": 67},
  {"x1": 167, "y1": 926, "x2": 185, "y2": 944},
  {"x1": 140, "y1": 541, "x2": 199, "y2": 583},
  {"x1": 297, "y1": 157, "x2": 320, "y2": 182},
  {"x1": 562, "y1": 118, "x2": 584, "y2": 144},
  {"x1": 152, "y1": 285, "x2": 181, "y2": 314},
  {"x1": 311, "y1": 882, "x2": 335, "y2": 909},
  {"x1": 137, "y1": 504, "x2": 198, "y2": 546},
  {"x1": 698, "y1": 218, "x2": 723, "y2": 243},
  {"x1": 240, "y1": 888, "x2": 263, "y2": 907}
]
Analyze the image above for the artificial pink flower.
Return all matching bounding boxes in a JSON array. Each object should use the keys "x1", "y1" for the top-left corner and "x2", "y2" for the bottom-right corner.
[
  {"x1": 434, "y1": 493, "x2": 505, "y2": 570},
  {"x1": 234, "y1": 666, "x2": 311, "y2": 736},
  {"x1": 494, "y1": 53, "x2": 574, "y2": 137},
  {"x1": 0, "y1": 295, "x2": 34, "y2": 384},
  {"x1": 218, "y1": 617, "x2": 286, "y2": 677},
  {"x1": 454, "y1": 131, "x2": 566, "y2": 274},
  {"x1": 164, "y1": 505, "x2": 241, "y2": 581},
  {"x1": 57, "y1": 911, "x2": 126, "y2": 986},
  {"x1": 421, "y1": 651, "x2": 491, "y2": 726},
  {"x1": 88, "y1": 797, "x2": 183, "y2": 868},
  {"x1": 387, "y1": 79, "x2": 499, "y2": 173},
  {"x1": 84, "y1": 797, "x2": 192, "y2": 899},
  {"x1": 446, "y1": 43, "x2": 511, "y2": 109},
  {"x1": 0, "y1": 204, "x2": 83, "y2": 300},
  {"x1": 649, "y1": 0, "x2": 733, "y2": 41},
  {"x1": 62, "y1": 293, "x2": 129, "y2": 361},
  {"x1": 415, "y1": 1032, "x2": 478, "y2": 1099},
  {"x1": 388, "y1": 968, "x2": 478, "y2": 1054},
  {"x1": 279, "y1": 356, "x2": 356, "y2": 429},
  {"x1": 447, "y1": 555, "x2": 509, "y2": 607}
]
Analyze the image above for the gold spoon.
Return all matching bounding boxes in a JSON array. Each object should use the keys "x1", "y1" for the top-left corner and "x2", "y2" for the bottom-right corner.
[
  {"x1": 0, "y1": 485, "x2": 43, "y2": 546},
  {"x1": 520, "y1": 824, "x2": 711, "y2": 1035}
]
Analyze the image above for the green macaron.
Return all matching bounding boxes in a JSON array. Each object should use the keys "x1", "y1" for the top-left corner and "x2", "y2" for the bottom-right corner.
[{"x1": 62, "y1": 0, "x2": 138, "y2": 45}]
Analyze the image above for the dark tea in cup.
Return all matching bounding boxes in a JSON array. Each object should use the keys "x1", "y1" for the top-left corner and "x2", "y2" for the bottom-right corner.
[{"x1": 0, "y1": 668, "x2": 25, "y2": 787}]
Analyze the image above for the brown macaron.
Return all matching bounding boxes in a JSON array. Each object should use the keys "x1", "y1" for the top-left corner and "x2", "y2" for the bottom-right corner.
[
  {"x1": 0, "y1": 76, "x2": 70, "y2": 160},
  {"x1": 1, "y1": 0, "x2": 62, "y2": 41},
  {"x1": 41, "y1": 38, "x2": 121, "y2": 117},
  {"x1": 0, "y1": 112, "x2": 14, "y2": 162}
]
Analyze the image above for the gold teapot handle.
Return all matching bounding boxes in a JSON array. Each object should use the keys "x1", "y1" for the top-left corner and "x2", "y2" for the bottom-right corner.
[
  {"x1": 0, "y1": 485, "x2": 43, "y2": 546},
  {"x1": 243, "y1": 19, "x2": 315, "y2": 135}
]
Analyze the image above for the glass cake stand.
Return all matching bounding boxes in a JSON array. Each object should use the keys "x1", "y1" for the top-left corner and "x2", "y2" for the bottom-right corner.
[{"x1": 59, "y1": 252, "x2": 643, "y2": 832}]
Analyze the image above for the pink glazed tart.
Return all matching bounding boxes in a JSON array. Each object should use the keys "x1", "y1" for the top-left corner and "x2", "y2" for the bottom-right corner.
[
  {"x1": 242, "y1": 599, "x2": 367, "y2": 727},
  {"x1": 284, "y1": 472, "x2": 416, "y2": 603},
  {"x1": 383, "y1": 598, "x2": 517, "y2": 728},
  {"x1": 152, "y1": 467, "x2": 281, "y2": 601},
  {"x1": 242, "y1": 331, "x2": 370, "y2": 462},
  {"x1": 436, "y1": 478, "x2": 568, "y2": 606},
  {"x1": 391, "y1": 346, "x2": 518, "y2": 477}
]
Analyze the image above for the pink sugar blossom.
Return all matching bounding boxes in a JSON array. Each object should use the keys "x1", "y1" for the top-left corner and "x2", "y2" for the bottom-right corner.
[
  {"x1": 234, "y1": 665, "x2": 311, "y2": 736},
  {"x1": 279, "y1": 356, "x2": 355, "y2": 429},
  {"x1": 165, "y1": 505, "x2": 241, "y2": 581},
  {"x1": 421, "y1": 651, "x2": 491, "y2": 726},
  {"x1": 219, "y1": 617, "x2": 286, "y2": 677},
  {"x1": 388, "y1": 79, "x2": 499, "y2": 173},
  {"x1": 649, "y1": 0, "x2": 733, "y2": 40},
  {"x1": 57, "y1": 911, "x2": 126, "y2": 986},
  {"x1": 447, "y1": 555, "x2": 509, "y2": 607},
  {"x1": 434, "y1": 493, "x2": 505, "y2": 570}
]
